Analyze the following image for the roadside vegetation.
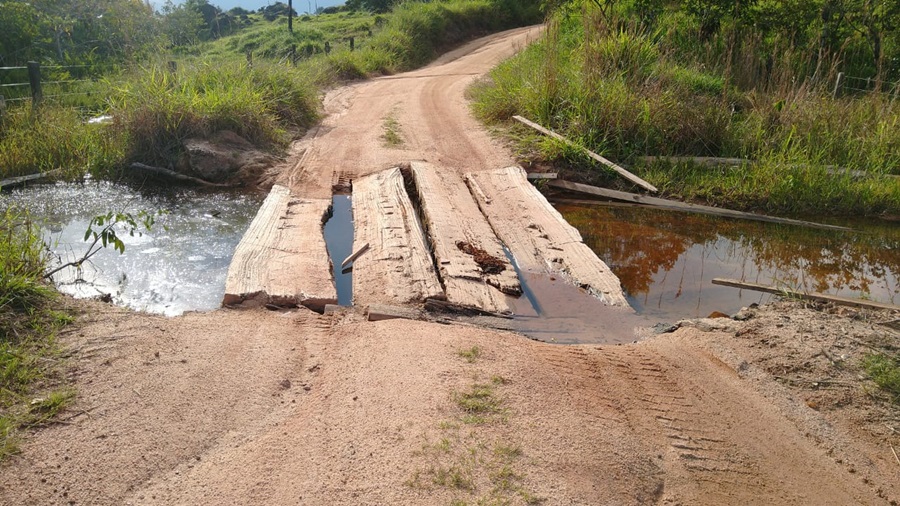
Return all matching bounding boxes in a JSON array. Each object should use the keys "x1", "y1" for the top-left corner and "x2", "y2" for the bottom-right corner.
[
  {"x1": 472, "y1": 0, "x2": 900, "y2": 217},
  {"x1": 0, "y1": 208, "x2": 74, "y2": 460}
]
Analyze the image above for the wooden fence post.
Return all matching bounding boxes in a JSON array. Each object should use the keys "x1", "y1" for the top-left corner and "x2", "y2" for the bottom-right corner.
[
  {"x1": 832, "y1": 72, "x2": 844, "y2": 99},
  {"x1": 167, "y1": 60, "x2": 177, "y2": 74},
  {"x1": 247, "y1": 51, "x2": 253, "y2": 68},
  {"x1": 27, "y1": 61, "x2": 42, "y2": 109},
  {"x1": 324, "y1": 41, "x2": 331, "y2": 54},
  {"x1": 349, "y1": 36, "x2": 355, "y2": 52},
  {"x1": 0, "y1": 95, "x2": 6, "y2": 123}
]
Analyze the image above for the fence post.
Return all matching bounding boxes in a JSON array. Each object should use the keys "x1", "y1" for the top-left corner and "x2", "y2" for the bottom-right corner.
[
  {"x1": 0, "y1": 95, "x2": 6, "y2": 122},
  {"x1": 247, "y1": 51, "x2": 253, "y2": 68},
  {"x1": 27, "y1": 61, "x2": 42, "y2": 109},
  {"x1": 324, "y1": 41, "x2": 331, "y2": 54},
  {"x1": 349, "y1": 36, "x2": 355, "y2": 52},
  {"x1": 832, "y1": 72, "x2": 844, "y2": 99},
  {"x1": 167, "y1": 60, "x2": 177, "y2": 74}
]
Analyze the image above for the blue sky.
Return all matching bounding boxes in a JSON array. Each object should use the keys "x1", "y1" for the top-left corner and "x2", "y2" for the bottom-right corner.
[{"x1": 151, "y1": 1, "x2": 347, "y2": 14}]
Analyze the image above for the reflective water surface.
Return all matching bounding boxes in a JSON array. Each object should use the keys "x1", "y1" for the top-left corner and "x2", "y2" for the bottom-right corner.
[
  {"x1": 1, "y1": 180, "x2": 262, "y2": 316},
  {"x1": 559, "y1": 203, "x2": 899, "y2": 321}
]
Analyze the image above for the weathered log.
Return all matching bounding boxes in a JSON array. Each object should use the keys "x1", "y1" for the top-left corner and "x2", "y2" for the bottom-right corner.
[
  {"x1": 0, "y1": 169, "x2": 61, "y2": 190},
  {"x1": 512, "y1": 115, "x2": 658, "y2": 193},
  {"x1": 711, "y1": 278, "x2": 900, "y2": 311},
  {"x1": 548, "y1": 179, "x2": 853, "y2": 232},
  {"x1": 128, "y1": 162, "x2": 234, "y2": 187},
  {"x1": 341, "y1": 242, "x2": 370, "y2": 269}
]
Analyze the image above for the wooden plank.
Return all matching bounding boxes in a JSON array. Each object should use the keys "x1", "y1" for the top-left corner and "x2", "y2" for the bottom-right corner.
[
  {"x1": 548, "y1": 179, "x2": 854, "y2": 232},
  {"x1": 351, "y1": 168, "x2": 444, "y2": 307},
  {"x1": 367, "y1": 304, "x2": 424, "y2": 322},
  {"x1": 466, "y1": 166, "x2": 630, "y2": 309},
  {"x1": 711, "y1": 278, "x2": 900, "y2": 312},
  {"x1": 512, "y1": 115, "x2": 658, "y2": 193},
  {"x1": 527, "y1": 172, "x2": 559, "y2": 180},
  {"x1": 224, "y1": 185, "x2": 337, "y2": 311},
  {"x1": 411, "y1": 161, "x2": 520, "y2": 314},
  {"x1": 0, "y1": 169, "x2": 61, "y2": 190}
]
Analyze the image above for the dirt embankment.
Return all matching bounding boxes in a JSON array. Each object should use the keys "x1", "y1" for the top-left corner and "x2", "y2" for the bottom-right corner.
[{"x1": 1, "y1": 300, "x2": 898, "y2": 505}]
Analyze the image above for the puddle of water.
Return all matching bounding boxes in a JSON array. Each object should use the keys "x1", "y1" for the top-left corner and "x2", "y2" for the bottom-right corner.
[
  {"x1": 558, "y1": 203, "x2": 900, "y2": 321},
  {"x1": 323, "y1": 195, "x2": 353, "y2": 306},
  {"x1": 0, "y1": 180, "x2": 262, "y2": 316}
]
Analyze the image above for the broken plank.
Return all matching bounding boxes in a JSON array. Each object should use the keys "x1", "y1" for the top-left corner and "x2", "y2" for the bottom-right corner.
[
  {"x1": 352, "y1": 168, "x2": 444, "y2": 307},
  {"x1": 548, "y1": 179, "x2": 853, "y2": 232},
  {"x1": 466, "y1": 166, "x2": 630, "y2": 309},
  {"x1": 512, "y1": 115, "x2": 658, "y2": 193},
  {"x1": 224, "y1": 185, "x2": 337, "y2": 311},
  {"x1": 527, "y1": 172, "x2": 559, "y2": 180},
  {"x1": 341, "y1": 242, "x2": 369, "y2": 269},
  {"x1": 412, "y1": 162, "x2": 520, "y2": 314},
  {"x1": 711, "y1": 278, "x2": 900, "y2": 312}
]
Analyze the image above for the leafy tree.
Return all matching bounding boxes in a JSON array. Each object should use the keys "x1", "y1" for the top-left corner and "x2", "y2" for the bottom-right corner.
[{"x1": 345, "y1": 0, "x2": 395, "y2": 14}]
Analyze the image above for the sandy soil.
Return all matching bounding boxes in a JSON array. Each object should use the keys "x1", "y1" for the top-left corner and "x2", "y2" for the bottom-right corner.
[{"x1": 2, "y1": 27, "x2": 899, "y2": 506}]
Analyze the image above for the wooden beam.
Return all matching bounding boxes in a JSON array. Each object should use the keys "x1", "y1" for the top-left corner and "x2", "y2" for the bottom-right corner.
[
  {"x1": 512, "y1": 115, "x2": 658, "y2": 193},
  {"x1": 711, "y1": 278, "x2": 900, "y2": 312},
  {"x1": 548, "y1": 179, "x2": 853, "y2": 232},
  {"x1": 637, "y1": 156, "x2": 900, "y2": 181},
  {"x1": 466, "y1": 166, "x2": 631, "y2": 309},
  {"x1": 129, "y1": 163, "x2": 235, "y2": 188},
  {"x1": 411, "y1": 161, "x2": 520, "y2": 314},
  {"x1": 224, "y1": 186, "x2": 337, "y2": 311},
  {"x1": 527, "y1": 172, "x2": 558, "y2": 180},
  {"x1": 351, "y1": 168, "x2": 444, "y2": 307}
]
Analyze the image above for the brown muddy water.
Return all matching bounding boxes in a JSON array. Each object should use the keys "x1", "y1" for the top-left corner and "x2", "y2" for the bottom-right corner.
[{"x1": 558, "y1": 203, "x2": 899, "y2": 321}]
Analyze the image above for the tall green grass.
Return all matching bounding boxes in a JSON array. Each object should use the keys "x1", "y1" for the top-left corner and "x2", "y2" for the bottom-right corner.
[
  {"x1": 0, "y1": 208, "x2": 72, "y2": 461},
  {"x1": 471, "y1": 3, "x2": 900, "y2": 217},
  {"x1": 109, "y1": 61, "x2": 319, "y2": 169}
]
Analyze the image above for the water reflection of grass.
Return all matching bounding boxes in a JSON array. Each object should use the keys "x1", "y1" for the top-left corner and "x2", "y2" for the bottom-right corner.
[{"x1": 560, "y1": 204, "x2": 899, "y2": 305}]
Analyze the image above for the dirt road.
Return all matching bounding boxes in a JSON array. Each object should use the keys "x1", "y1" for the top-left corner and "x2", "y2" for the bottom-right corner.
[{"x1": 2, "y1": 27, "x2": 898, "y2": 505}]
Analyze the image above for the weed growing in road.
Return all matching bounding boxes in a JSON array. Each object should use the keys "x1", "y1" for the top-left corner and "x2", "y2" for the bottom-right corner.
[
  {"x1": 863, "y1": 353, "x2": 900, "y2": 404},
  {"x1": 382, "y1": 109, "x2": 405, "y2": 148},
  {"x1": 457, "y1": 346, "x2": 481, "y2": 363}
]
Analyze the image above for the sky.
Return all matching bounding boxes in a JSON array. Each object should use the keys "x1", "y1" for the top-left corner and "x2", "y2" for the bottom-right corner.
[{"x1": 150, "y1": 1, "x2": 347, "y2": 14}]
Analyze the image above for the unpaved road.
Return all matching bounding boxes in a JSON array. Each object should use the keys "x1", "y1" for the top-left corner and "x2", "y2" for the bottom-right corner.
[{"x1": 2, "y1": 27, "x2": 899, "y2": 506}]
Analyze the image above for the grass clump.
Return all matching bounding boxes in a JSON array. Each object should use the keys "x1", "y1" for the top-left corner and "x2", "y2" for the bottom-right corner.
[
  {"x1": 863, "y1": 353, "x2": 900, "y2": 403},
  {"x1": 0, "y1": 208, "x2": 74, "y2": 461},
  {"x1": 458, "y1": 346, "x2": 482, "y2": 363},
  {"x1": 382, "y1": 109, "x2": 404, "y2": 147}
]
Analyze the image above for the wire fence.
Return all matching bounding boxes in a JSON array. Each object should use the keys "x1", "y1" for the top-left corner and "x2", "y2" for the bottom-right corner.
[
  {"x1": 0, "y1": 62, "x2": 122, "y2": 110},
  {"x1": 833, "y1": 73, "x2": 900, "y2": 99}
]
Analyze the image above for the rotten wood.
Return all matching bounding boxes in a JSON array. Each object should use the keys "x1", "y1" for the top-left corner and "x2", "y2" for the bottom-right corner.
[
  {"x1": 411, "y1": 161, "x2": 520, "y2": 314},
  {"x1": 129, "y1": 163, "x2": 234, "y2": 188},
  {"x1": 0, "y1": 169, "x2": 61, "y2": 190},
  {"x1": 512, "y1": 115, "x2": 658, "y2": 193},
  {"x1": 711, "y1": 278, "x2": 900, "y2": 311},
  {"x1": 466, "y1": 166, "x2": 630, "y2": 309},
  {"x1": 351, "y1": 168, "x2": 444, "y2": 307},
  {"x1": 340, "y1": 242, "x2": 369, "y2": 269},
  {"x1": 548, "y1": 179, "x2": 853, "y2": 232},
  {"x1": 224, "y1": 185, "x2": 337, "y2": 311}
]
